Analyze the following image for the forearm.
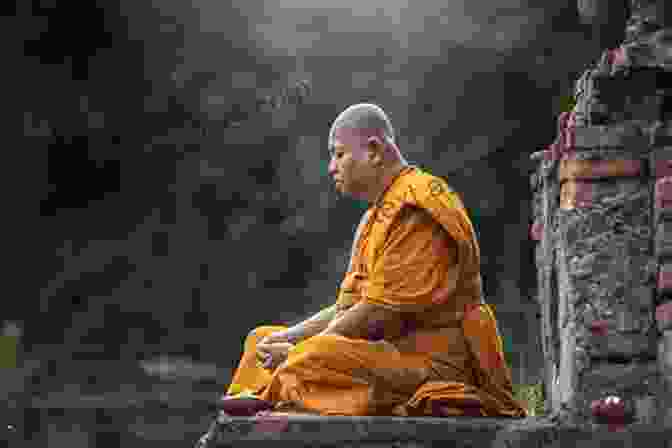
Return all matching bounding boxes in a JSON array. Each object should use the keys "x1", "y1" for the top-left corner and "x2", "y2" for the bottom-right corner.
[
  {"x1": 286, "y1": 304, "x2": 338, "y2": 343},
  {"x1": 319, "y1": 300, "x2": 406, "y2": 341}
]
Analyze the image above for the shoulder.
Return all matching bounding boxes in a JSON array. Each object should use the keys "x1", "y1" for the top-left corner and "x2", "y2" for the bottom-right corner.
[
  {"x1": 377, "y1": 168, "x2": 464, "y2": 230},
  {"x1": 397, "y1": 168, "x2": 462, "y2": 206}
]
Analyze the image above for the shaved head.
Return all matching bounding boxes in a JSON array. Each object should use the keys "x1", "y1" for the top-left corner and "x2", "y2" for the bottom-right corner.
[
  {"x1": 328, "y1": 103, "x2": 406, "y2": 165},
  {"x1": 328, "y1": 103, "x2": 396, "y2": 149},
  {"x1": 327, "y1": 103, "x2": 409, "y2": 202}
]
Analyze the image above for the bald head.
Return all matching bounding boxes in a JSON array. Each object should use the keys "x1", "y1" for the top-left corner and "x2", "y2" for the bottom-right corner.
[
  {"x1": 328, "y1": 103, "x2": 395, "y2": 147},
  {"x1": 328, "y1": 103, "x2": 405, "y2": 165},
  {"x1": 327, "y1": 103, "x2": 409, "y2": 202}
]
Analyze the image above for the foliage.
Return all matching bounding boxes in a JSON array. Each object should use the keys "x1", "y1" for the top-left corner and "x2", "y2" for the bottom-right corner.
[{"x1": 512, "y1": 380, "x2": 546, "y2": 417}]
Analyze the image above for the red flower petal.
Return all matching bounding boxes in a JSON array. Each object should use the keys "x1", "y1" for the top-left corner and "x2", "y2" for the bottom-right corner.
[{"x1": 589, "y1": 320, "x2": 610, "y2": 336}]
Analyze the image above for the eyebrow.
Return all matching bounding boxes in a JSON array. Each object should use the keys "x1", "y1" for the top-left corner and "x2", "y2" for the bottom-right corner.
[{"x1": 328, "y1": 143, "x2": 345, "y2": 156}]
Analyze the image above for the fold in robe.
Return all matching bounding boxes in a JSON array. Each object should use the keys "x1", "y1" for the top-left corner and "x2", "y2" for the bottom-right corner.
[{"x1": 226, "y1": 167, "x2": 527, "y2": 418}]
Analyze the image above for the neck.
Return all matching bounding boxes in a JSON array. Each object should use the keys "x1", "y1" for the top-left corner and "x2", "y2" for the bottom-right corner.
[{"x1": 366, "y1": 162, "x2": 409, "y2": 204}]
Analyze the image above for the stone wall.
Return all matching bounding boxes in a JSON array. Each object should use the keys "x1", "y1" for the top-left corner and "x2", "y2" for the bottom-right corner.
[{"x1": 530, "y1": 0, "x2": 672, "y2": 427}]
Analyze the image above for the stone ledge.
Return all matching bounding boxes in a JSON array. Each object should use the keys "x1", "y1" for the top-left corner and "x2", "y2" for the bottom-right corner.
[
  {"x1": 211, "y1": 415, "x2": 672, "y2": 448},
  {"x1": 9, "y1": 399, "x2": 672, "y2": 448}
]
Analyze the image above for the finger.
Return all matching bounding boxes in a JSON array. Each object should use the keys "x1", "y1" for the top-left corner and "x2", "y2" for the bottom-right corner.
[
  {"x1": 257, "y1": 343, "x2": 272, "y2": 354},
  {"x1": 268, "y1": 342, "x2": 294, "y2": 352},
  {"x1": 259, "y1": 342, "x2": 288, "y2": 355},
  {"x1": 267, "y1": 349, "x2": 287, "y2": 361}
]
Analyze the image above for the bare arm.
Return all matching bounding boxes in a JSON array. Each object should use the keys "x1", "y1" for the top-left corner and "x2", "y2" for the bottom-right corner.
[
  {"x1": 285, "y1": 304, "x2": 339, "y2": 343},
  {"x1": 318, "y1": 300, "x2": 405, "y2": 340},
  {"x1": 256, "y1": 305, "x2": 339, "y2": 370}
]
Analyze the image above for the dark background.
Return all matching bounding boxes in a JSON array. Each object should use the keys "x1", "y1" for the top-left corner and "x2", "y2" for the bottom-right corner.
[{"x1": 8, "y1": 0, "x2": 623, "y2": 393}]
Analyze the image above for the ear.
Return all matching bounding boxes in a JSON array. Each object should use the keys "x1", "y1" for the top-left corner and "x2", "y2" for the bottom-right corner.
[{"x1": 366, "y1": 136, "x2": 385, "y2": 165}]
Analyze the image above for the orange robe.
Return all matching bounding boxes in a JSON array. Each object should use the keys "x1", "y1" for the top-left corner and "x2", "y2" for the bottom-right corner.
[{"x1": 226, "y1": 166, "x2": 527, "y2": 418}]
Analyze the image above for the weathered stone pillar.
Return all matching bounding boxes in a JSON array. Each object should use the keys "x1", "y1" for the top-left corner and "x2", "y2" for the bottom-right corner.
[
  {"x1": 530, "y1": 151, "x2": 560, "y2": 415},
  {"x1": 653, "y1": 126, "x2": 672, "y2": 426},
  {"x1": 531, "y1": 0, "x2": 672, "y2": 426}
]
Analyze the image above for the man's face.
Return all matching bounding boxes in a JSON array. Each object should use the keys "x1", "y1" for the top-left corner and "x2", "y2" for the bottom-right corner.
[{"x1": 327, "y1": 130, "x2": 380, "y2": 200}]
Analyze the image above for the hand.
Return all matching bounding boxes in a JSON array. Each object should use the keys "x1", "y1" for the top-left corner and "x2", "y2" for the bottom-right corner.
[
  {"x1": 256, "y1": 342, "x2": 294, "y2": 371},
  {"x1": 258, "y1": 330, "x2": 293, "y2": 346}
]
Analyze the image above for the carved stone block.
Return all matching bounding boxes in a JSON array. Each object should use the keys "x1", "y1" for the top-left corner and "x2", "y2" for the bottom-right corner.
[
  {"x1": 575, "y1": 360, "x2": 660, "y2": 423},
  {"x1": 573, "y1": 123, "x2": 648, "y2": 152},
  {"x1": 659, "y1": 330, "x2": 672, "y2": 427},
  {"x1": 615, "y1": 305, "x2": 651, "y2": 332},
  {"x1": 632, "y1": 284, "x2": 655, "y2": 310},
  {"x1": 559, "y1": 157, "x2": 644, "y2": 182},
  {"x1": 611, "y1": 93, "x2": 665, "y2": 123},
  {"x1": 650, "y1": 147, "x2": 672, "y2": 178},
  {"x1": 623, "y1": 29, "x2": 672, "y2": 70},
  {"x1": 530, "y1": 220, "x2": 543, "y2": 241},
  {"x1": 560, "y1": 180, "x2": 595, "y2": 209},
  {"x1": 593, "y1": 69, "x2": 668, "y2": 122},
  {"x1": 651, "y1": 121, "x2": 672, "y2": 148},
  {"x1": 584, "y1": 300, "x2": 653, "y2": 333},
  {"x1": 592, "y1": 67, "x2": 667, "y2": 92},
  {"x1": 633, "y1": 394, "x2": 658, "y2": 424},
  {"x1": 560, "y1": 201, "x2": 650, "y2": 259},
  {"x1": 535, "y1": 244, "x2": 545, "y2": 268},
  {"x1": 659, "y1": 329, "x2": 672, "y2": 377},
  {"x1": 656, "y1": 301, "x2": 672, "y2": 331},
  {"x1": 560, "y1": 177, "x2": 647, "y2": 212},
  {"x1": 586, "y1": 327, "x2": 656, "y2": 360},
  {"x1": 654, "y1": 177, "x2": 672, "y2": 216},
  {"x1": 530, "y1": 172, "x2": 540, "y2": 192},
  {"x1": 657, "y1": 262, "x2": 672, "y2": 294},
  {"x1": 655, "y1": 220, "x2": 672, "y2": 258}
]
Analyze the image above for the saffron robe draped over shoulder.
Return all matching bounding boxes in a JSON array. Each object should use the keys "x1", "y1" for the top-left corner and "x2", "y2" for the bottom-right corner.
[{"x1": 226, "y1": 166, "x2": 527, "y2": 418}]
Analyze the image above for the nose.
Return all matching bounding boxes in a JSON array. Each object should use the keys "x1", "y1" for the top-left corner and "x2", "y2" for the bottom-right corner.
[{"x1": 328, "y1": 155, "x2": 337, "y2": 177}]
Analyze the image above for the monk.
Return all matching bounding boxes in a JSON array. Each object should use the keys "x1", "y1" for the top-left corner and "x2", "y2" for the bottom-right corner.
[{"x1": 222, "y1": 103, "x2": 527, "y2": 418}]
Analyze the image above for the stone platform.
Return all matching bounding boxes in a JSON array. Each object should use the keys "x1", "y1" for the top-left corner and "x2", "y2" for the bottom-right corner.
[
  {"x1": 5, "y1": 357, "x2": 671, "y2": 448},
  {"x1": 5, "y1": 391, "x2": 672, "y2": 448},
  {"x1": 208, "y1": 414, "x2": 672, "y2": 448}
]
